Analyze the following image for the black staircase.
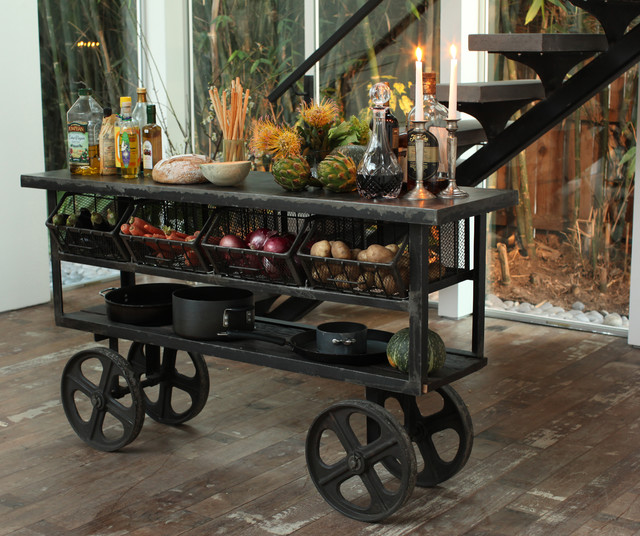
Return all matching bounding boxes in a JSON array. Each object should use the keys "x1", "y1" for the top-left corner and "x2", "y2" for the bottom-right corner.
[{"x1": 451, "y1": 0, "x2": 640, "y2": 188}]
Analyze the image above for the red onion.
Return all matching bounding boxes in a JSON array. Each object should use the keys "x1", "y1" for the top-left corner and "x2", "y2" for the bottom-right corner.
[
  {"x1": 263, "y1": 235, "x2": 291, "y2": 254},
  {"x1": 245, "y1": 228, "x2": 277, "y2": 250},
  {"x1": 219, "y1": 234, "x2": 248, "y2": 249}
]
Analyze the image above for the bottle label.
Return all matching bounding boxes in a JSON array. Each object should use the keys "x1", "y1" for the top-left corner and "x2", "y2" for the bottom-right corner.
[
  {"x1": 68, "y1": 121, "x2": 89, "y2": 166},
  {"x1": 116, "y1": 127, "x2": 139, "y2": 169},
  {"x1": 143, "y1": 140, "x2": 153, "y2": 170}
]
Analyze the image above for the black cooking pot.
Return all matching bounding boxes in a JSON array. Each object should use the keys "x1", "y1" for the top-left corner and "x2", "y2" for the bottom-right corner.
[
  {"x1": 316, "y1": 322, "x2": 368, "y2": 355},
  {"x1": 100, "y1": 283, "x2": 189, "y2": 326},
  {"x1": 172, "y1": 286, "x2": 285, "y2": 345}
]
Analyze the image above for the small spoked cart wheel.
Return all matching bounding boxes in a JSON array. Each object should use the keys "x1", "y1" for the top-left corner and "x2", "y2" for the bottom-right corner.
[
  {"x1": 305, "y1": 399, "x2": 417, "y2": 522},
  {"x1": 60, "y1": 346, "x2": 144, "y2": 452},
  {"x1": 126, "y1": 343, "x2": 209, "y2": 425},
  {"x1": 367, "y1": 385, "x2": 474, "y2": 487}
]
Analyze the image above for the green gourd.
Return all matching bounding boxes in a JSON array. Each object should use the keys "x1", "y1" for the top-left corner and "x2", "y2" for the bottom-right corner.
[{"x1": 386, "y1": 327, "x2": 446, "y2": 373}]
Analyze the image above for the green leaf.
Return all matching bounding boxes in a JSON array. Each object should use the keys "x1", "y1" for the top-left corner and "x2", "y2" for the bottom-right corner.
[{"x1": 525, "y1": 0, "x2": 544, "y2": 25}]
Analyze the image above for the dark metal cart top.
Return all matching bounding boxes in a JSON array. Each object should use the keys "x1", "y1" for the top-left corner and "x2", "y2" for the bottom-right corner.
[{"x1": 21, "y1": 170, "x2": 517, "y2": 225}]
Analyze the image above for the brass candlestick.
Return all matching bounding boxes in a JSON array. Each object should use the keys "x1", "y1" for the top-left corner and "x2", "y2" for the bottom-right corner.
[
  {"x1": 404, "y1": 119, "x2": 435, "y2": 200},
  {"x1": 439, "y1": 117, "x2": 468, "y2": 199}
]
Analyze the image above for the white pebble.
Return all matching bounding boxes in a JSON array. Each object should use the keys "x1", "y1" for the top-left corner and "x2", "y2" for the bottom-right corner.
[{"x1": 603, "y1": 313, "x2": 623, "y2": 327}]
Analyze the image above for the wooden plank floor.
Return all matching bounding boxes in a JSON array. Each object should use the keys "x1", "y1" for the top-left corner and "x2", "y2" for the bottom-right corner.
[{"x1": 1, "y1": 279, "x2": 639, "y2": 535}]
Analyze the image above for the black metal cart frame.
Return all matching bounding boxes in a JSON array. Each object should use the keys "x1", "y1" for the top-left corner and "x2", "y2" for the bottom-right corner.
[{"x1": 21, "y1": 169, "x2": 516, "y2": 522}]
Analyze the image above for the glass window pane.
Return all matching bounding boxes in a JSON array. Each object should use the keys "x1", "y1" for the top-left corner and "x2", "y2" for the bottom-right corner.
[
  {"x1": 318, "y1": 0, "x2": 440, "y2": 126},
  {"x1": 486, "y1": 1, "x2": 634, "y2": 326},
  {"x1": 38, "y1": 0, "x2": 139, "y2": 170},
  {"x1": 191, "y1": 0, "x2": 305, "y2": 157}
]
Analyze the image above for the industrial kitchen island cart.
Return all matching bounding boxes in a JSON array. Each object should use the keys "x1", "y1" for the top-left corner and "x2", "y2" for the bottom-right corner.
[{"x1": 21, "y1": 169, "x2": 516, "y2": 522}]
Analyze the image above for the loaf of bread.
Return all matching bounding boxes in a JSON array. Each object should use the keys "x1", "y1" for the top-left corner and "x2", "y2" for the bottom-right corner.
[{"x1": 151, "y1": 154, "x2": 211, "y2": 184}]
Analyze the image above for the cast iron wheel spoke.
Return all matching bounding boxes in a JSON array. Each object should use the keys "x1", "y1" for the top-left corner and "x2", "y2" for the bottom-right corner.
[
  {"x1": 314, "y1": 457, "x2": 352, "y2": 488},
  {"x1": 60, "y1": 347, "x2": 144, "y2": 452},
  {"x1": 127, "y1": 343, "x2": 209, "y2": 425},
  {"x1": 328, "y1": 406, "x2": 365, "y2": 453},
  {"x1": 367, "y1": 386, "x2": 474, "y2": 488},
  {"x1": 305, "y1": 400, "x2": 416, "y2": 522}
]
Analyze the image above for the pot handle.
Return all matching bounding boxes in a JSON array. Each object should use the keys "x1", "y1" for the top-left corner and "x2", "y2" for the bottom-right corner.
[
  {"x1": 223, "y1": 306, "x2": 254, "y2": 329},
  {"x1": 99, "y1": 287, "x2": 119, "y2": 297},
  {"x1": 223, "y1": 329, "x2": 287, "y2": 346}
]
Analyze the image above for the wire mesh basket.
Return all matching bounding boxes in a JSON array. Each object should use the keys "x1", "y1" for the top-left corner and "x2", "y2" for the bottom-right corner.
[
  {"x1": 46, "y1": 192, "x2": 133, "y2": 261},
  {"x1": 297, "y1": 217, "x2": 469, "y2": 299},
  {"x1": 201, "y1": 207, "x2": 309, "y2": 286},
  {"x1": 120, "y1": 200, "x2": 213, "y2": 273}
]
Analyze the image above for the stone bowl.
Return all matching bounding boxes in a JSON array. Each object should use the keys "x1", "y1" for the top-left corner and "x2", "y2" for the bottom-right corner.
[{"x1": 200, "y1": 161, "x2": 251, "y2": 187}]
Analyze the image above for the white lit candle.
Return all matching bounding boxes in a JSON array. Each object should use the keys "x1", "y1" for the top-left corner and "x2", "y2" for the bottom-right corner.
[
  {"x1": 415, "y1": 47, "x2": 424, "y2": 121},
  {"x1": 448, "y1": 44, "x2": 458, "y2": 119}
]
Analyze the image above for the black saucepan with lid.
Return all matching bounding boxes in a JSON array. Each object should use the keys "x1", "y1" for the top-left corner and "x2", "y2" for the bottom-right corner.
[{"x1": 172, "y1": 285, "x2": 285, "y2": 344}]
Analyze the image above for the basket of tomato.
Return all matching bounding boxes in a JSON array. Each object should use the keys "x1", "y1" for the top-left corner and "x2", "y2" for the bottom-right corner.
[{"x1": 119, "y1": 200, "x2": 213, "y2": 273}]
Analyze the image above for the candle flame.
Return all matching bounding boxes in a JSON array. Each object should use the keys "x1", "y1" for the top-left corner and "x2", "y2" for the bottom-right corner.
[
  {"x1": 450, "y1": 44, "x2": 457, "y2": 59},
  {"x1": 416, "y1": 47, "x2": 422, "y2": 62}
]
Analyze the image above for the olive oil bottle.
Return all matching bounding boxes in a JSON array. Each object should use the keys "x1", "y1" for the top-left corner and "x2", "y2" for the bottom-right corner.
[
  {"x1": 115, "y1": 96, "x2": 140, "y2": 179},
  {"x1": 142, "y1": 104, "x2": 162, "y2": 178}
]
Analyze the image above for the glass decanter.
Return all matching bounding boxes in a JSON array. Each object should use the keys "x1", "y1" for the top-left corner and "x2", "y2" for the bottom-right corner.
[{"x1": 356, "y1": 83, "x2": 403, "y2": 200}]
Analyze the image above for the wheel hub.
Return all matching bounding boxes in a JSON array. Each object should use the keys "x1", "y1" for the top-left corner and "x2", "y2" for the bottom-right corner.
[
  {"x1": 347, "y1": 450, "x2": 365, "y2": 474},
  {"x1": 91, "y1": 391, "x2": 105, "y2": 409}
]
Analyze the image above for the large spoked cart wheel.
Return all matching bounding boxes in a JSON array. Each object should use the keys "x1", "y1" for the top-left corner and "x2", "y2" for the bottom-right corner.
[
  {"x1": 366, "y1": 385, "x2": 474, "y2": 487},
  {"x1": 60, "y1": 347, "x2": 145, "y2": 452},
  {"x1": 126, "y1": 343, "x2": 209, "y2": 425},
  {"x1": 305, "y1": 399, "x2": 417, "y2": 522}
]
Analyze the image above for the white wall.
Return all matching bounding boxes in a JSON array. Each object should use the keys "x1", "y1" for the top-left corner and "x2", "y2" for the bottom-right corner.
[
  {"x1": 627, "y1": 84, "x2": 640, "y2": 346},
  {"x1": 0, "y1": 0, "x2": 50, "y2": 313},
  {"x1": 139, "y1": 0, "x2": 191, "y2": 156}
]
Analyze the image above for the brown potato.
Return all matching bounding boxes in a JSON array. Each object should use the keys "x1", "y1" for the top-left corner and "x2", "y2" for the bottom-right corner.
[
  {"x1": 310, "y1": 240, "x2": 331, "y2": 257},
  {"x1": 312, "y1": 262, "x2": 330, "y2": 282},
  {"x1": 328, "y1": 261, "x2": 344, "y2": 277},
  {"x1": 344, "y1": 262, "x2": 361, "y2": 280},
  {"x1": 365, "y1": 244, "x2": 395, "y2": 264},
  {"x1": 331, "y1": 240, "x2": 351, "y2": 259},
  {"x1": 350, "y1": 248, "x2": 362, "y2": 260},
  {"x1": 385, "y1": 243, "x2": 400, "y2": 255},
  {"x1": 332, "y1": 274, "x2": 352, "y2": 290},
  {"x1": 356, "y1": 249, "x2": 369, "y2": 262},
  {"x1": 382, "y1": 274, "x2": 399, "y2": 295}
]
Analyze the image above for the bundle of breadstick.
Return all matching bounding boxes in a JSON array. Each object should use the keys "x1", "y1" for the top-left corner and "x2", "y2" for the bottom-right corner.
[{"x1": 209, "y1": 78, "x2": 250, "y2": 161}]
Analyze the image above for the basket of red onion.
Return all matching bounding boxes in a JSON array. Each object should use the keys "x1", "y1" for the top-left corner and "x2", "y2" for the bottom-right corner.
[{"x1": 200, "y1": 207, "x2": 309, "y2": 286}]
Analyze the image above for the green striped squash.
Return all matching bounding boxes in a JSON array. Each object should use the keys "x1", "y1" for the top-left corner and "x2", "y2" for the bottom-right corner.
[{"x1": 386, "y1": 327, "x2": 446, "y2": 373}]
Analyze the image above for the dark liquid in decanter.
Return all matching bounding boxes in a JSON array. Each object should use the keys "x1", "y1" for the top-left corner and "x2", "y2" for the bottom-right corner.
[{"x1": 356, "y1": 172, "x2": 403, "y2": 199}]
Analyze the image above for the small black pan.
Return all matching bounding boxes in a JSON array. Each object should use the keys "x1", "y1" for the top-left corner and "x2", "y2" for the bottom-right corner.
[{"x1": 289, "y1": 329, "x2": 392, "y2": 365}]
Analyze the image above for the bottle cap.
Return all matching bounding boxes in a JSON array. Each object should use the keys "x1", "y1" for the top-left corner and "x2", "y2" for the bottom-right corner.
[
  {"x1": 422, "y1": 72, "x2": 437, "y2": 95},
  {"x1": 120, "y1": 96, "x2": 132, "y2": 106},
  {"x1": 78, "y1": 88, "x2": 90, "y2": 96},
  {"x1": 146, "y1": 104, "x2": 156, "y2": 124},
  {"x1": 137, "y1": 87, "x2": 146, "y2": 95},
  {"x1": 103, "y1": 107, "x2": 112, "y2": 117}
]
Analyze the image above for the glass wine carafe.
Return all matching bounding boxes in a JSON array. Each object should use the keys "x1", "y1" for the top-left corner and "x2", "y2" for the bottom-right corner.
[{"x1": 356, "y1": 83, "x2": 403, "y2": 200}]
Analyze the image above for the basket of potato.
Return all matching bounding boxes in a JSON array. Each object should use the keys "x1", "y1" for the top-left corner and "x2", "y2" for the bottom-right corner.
[{"x1": 297, "y1": 217, "x2": 411, "y2": 299}]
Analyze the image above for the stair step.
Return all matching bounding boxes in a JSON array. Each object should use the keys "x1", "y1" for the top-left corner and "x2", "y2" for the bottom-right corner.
[
  {"x1": 469, "y1": 33, "x2": 608, "y2": 94},
  {"x1": 457, "y1": 119, "x2": 487, "y2": 152},
  {"x1": 436, "y1": 80, "x2": 545, "y2": 139},
  {"x1": 567, "y1": 0, "x2": 640, "y2": 42}
]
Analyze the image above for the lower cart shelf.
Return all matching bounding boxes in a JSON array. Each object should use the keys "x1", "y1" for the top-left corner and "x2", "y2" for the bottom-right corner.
[{"x1": 59, "y1": 306, "x2": 487, "y2": 395}]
